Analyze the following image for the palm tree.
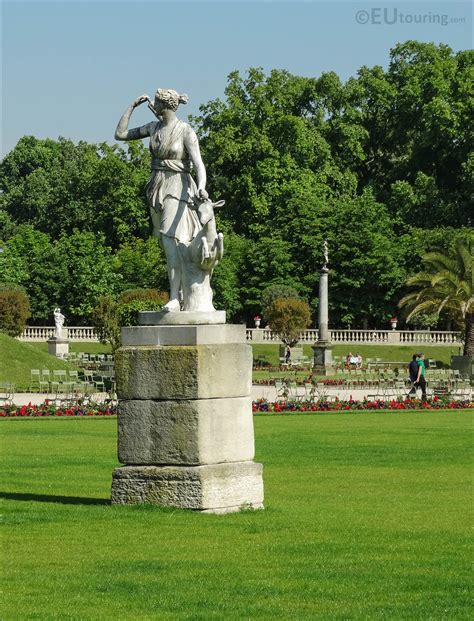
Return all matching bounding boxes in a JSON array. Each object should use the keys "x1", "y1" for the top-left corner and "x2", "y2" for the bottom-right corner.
[{"x1": 399, "y1": 240, "x2": 473, "y2": 356}]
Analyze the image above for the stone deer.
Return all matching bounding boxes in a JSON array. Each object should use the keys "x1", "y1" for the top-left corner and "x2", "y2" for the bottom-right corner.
[{"x1": 178, "y1": 197, "x2": 225, "y2": 312}]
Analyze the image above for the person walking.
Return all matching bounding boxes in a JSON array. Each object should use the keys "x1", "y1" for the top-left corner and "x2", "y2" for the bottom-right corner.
[
  {"x1": 416, "y1": 353, "x2": 427, "y2": 401},
  {"x1": 407, "y1": 353, "x2": 419, "y2": 397}
]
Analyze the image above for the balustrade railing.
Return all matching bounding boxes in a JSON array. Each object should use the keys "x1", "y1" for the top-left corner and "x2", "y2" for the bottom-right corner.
[
  {"x1": 19, "y1": 326, "x2": 99, "y2": 341},
  {"x1": 19, "y1": 326, "x2": 462, "y2": 346},
  {"x1": 247, "y1": 328, "x2": 462, "y2": 346}
]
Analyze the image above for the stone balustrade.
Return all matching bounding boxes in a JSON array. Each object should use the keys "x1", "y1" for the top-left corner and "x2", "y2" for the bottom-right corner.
[
  {"x1": 19, "y1": 326, "x2": 98, "y2": 341},
  {"x1": 247, "y1": 328, "x2": 462, "y2": 347},
  {"x1": 19, "y1": 326, "x2": 462, "y2": 346}
]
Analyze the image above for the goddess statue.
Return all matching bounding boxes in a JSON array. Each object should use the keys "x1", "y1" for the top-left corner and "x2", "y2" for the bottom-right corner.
[{"x1": 115, "y1": 89, "x2": 223, "y2": 313}]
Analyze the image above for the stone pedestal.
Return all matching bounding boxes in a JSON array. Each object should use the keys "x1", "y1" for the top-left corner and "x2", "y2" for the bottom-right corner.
[
  {"x1": 47, "y1": 337, "x2": 69, "y2": 358},
  {"x1": 312, "y1": 341, "x2": 333, "y2": 376},
  {"x1": 111, "y1": 314, "x2": 264, "y2": 513}
]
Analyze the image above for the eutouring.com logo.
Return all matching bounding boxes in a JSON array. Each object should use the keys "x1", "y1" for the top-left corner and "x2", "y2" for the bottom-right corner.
[{"x1": 355, "y1": 8, "x2": 466, "y2": 26}]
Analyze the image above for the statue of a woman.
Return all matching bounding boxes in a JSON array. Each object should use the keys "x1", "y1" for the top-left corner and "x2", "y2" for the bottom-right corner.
[
  {"x1": 115, "y1": 89, "x2": 213, "y2": 312},
  {"x1": 54, "y1": 307, "x2": 65, "y2": 338}
]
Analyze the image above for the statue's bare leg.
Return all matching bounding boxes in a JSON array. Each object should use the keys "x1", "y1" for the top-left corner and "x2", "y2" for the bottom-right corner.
[{"x1": 161, "y1": 235, "x2": 182, "y2": 311}]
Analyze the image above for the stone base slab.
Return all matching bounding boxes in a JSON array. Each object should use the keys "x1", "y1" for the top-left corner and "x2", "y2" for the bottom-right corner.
[
  {"x1": 118, "y1": 397, "x2": 254, "y2": 465},
  {"x1": 111, "y1": 461, "x2": 264, "y2": 512},
  {"x1": 122, "y1": 324, "x2": 246, "y2": 347},
  {"x1": 139, "y1": 310, "x2": 226, "y2": 325},
  {"x1": 115, "y1": 343, "x2": 252, "y2": 400}
]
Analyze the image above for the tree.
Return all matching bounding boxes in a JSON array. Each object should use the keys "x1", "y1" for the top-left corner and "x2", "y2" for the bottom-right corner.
[
  {"x1": 113, "y1": 237, "x2": 168, "y2": 293},
  {"x1": 0, "y1": 283, "x2": 30, "y2": 337},
  {"x1": 91, "y1": 289, "x2": 168, "y2": 351},
  {"x1": 55, "y1": 230, "x2": 121, "y2": 323},
  {"x1": 0, "y1": 137, "x2": 151, "y2": 248},
  {"x1": 399, "y1": 240, "x2": 474, "y2": 356},
  {"x1": 91, "y1": 296, "x2": 121, "y2": 352},
  {"x1": 260, "y1": 284, "x2": 300, "y2": 318},
  {"x1": 264, "y1": 297, "x2": 312, "y2": 346}
]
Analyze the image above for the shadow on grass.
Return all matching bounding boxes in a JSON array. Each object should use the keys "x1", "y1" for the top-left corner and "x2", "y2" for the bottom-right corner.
[{"x1": 0, "y1": 491, "x2": 110, "y2": 505}]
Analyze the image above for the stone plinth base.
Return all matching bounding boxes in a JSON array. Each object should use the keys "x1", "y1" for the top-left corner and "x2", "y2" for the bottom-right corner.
[
  {"x1": 122, "y1": 324, "x2": 245, "y2": 347},
  {"x1": 115, "y1": 343, "x2": 251, "y2": 400},
  {"x1": 139, "y1": 310, "x2": 226, "y2": 325},
  {"x1": 117, "y1": 397, "x2": 255, "y2": 465},
  {"x1": 111, "y1": 462, "x2": 264, "y2": 513},
  {"x1": 113, "y1": 322, "x2": 264, "y2": 512},
  {"x1": 47, "y1": 338, "x2": 69, "y2": 358},
  {"x1": 312, "y1": 341, "x2": 333, "y2": 376}
]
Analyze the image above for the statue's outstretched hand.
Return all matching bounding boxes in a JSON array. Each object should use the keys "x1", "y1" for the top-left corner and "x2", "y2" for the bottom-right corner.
[
  {"x1": 197, "y1": 188, "x2": 209, "y2": 201},
  {"x1": 132, "y1": 94, "x2": 150, "y2": 108}
]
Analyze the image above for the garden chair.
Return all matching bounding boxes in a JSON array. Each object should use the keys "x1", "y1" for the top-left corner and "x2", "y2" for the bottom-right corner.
[
  {"x1": 0, "y1": 381, "x2": 15, "y2": 406},
  {"x1": 274, "y1": 379, "x2": 287, "y2": 401},
  {"x1": 82, "y1": 369, "x2": 95, "y2": 383},
  {"x1": 93, "y1": 376, "x2": 106, "y2": 394},
  {"x1": 40, "y1": 369, "x2": 51, "y2": 393},
  {"x1": 287, "y1": 381, "x2": 301, "y2": 402},
  {"x1": 394, "y1": 380, "x2": 407, "y2": 398},
  {"x1": 303, "y1": 383, "x2": 314, "y2": 402},
  {"x1": 30, "y1": 369, "x2": 41, "y2": 392}
]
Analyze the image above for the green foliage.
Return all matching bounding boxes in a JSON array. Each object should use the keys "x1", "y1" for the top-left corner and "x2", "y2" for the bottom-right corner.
[
  {"x1": 117, "y1": 288, "x2": 168, "y2": 326},
  {"x1": 260, "y1": 284, "x2": 300, "y2": 322},
  {"x1": 90, "y1": 296, "x2": 121, "y2": 352},
  {"x1": 0, "y1": 137, "x2": 151, "y2": 248},
  {"x1": 0, "y1": 283, "x2": 30, "y2": 337},
  {"x1": 399, "y1": 239, "x2": 474, "y2": 355},
  {"x1": 264, "y1": 296, "x2": 312, "y2": 346},
  {"x1": 112, "y1": 237, "x2": 168, "y2": 294},
  {"x1": 91, "y1": 289, "x2": 168, "y2": 350}
]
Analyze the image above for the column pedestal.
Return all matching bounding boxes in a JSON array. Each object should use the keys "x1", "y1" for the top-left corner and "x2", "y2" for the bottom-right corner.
[
  {"x1": 111, "y1": 313, "x2": 264, "y2": 513},
  {"x1": 312, "y1": 341, "x2": 334, "y2": 376},
  {"x1": 47, "y1": 337, "x2": 69, "y2": 358}
]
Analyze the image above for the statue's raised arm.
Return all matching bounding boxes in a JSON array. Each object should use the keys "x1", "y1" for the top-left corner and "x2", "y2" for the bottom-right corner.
[{"x1": 115, "y1": 94, "x2": 155, "y2": 141}]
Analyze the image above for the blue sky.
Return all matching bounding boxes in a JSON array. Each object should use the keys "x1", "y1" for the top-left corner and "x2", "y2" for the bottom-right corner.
[{"x1": 2, "y1": 1, "x2": 472, "y2": 156}]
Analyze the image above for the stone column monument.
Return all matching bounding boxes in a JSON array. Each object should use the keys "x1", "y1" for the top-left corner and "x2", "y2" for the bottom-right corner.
[
  {"x1": 47, "y1": 307, "x2": 69, "y2": 358},
  {"x1": 312, "y1": 241, "x2": 333, "y2": 375},
  {"x1": 110, "y1": 88, "x2": 264, "y2": 512}
]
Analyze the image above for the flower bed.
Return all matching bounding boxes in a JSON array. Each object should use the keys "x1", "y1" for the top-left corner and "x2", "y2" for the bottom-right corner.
[
  {"x1": 0, "y1": 401, "x2": 117, "y2": 418},
  {"x1": 252, "y1": 396, "x2": 473, "y2": 413}
]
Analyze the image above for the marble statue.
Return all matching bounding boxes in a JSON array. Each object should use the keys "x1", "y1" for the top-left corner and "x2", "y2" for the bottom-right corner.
[
  {"x1": 53, "y1": 307, "x2": 65, "y2": 338},
  {"x1": 115, "y1": 89, "x2": 224, "y2": 313},
  {"x1": 323, "y1": 239, "x2": 329, "y2": 271}
]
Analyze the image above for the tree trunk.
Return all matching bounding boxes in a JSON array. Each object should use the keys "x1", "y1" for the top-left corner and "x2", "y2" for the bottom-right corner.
[{"x1": 463, "y1": 312, "x2": 474, "y2": 357}]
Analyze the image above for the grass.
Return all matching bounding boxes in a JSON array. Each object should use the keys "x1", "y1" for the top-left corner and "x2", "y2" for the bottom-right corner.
[
  {"x1": 0, "y1": 333, "x2": 74, "y2": 391},
  {"x1": 30, "y1": 341, "x2": 112, "y2": 355},
  {"x1": 1, "y1": 411, "x2": 472, "y2": 619}
]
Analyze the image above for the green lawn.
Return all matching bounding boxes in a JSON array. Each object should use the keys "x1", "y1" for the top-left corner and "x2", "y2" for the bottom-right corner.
[
  {"x1": 1, "y1": 411, "x2": 471, "y2": 619},
  {"x1": 30, "y1": 341, "x2": 113, "y2": 355},
  {"x1": 0, "y1": 333, "x2": 74, "y2": 391}
]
